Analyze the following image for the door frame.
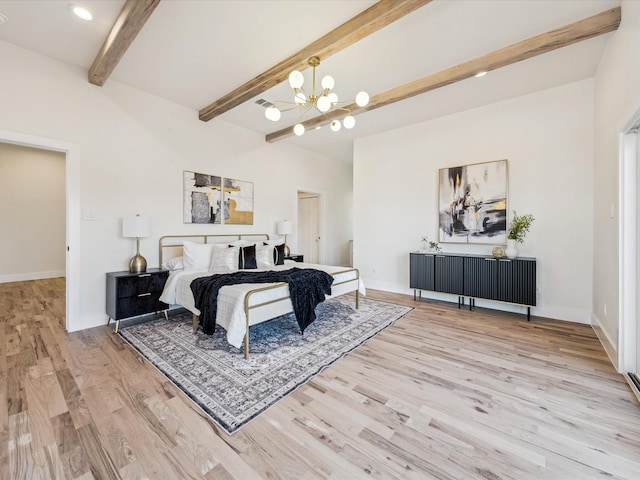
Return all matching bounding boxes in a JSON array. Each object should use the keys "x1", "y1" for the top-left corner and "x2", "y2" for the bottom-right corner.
[
  {"x1": 0, "y1": 129, "x2": 80, "y2": 331},
  {"x1": 296, "y1": 190, "x2": 323, "y2": 264}
]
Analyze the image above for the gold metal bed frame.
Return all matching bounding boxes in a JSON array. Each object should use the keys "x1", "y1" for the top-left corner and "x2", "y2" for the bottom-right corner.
[{"x1": 159, "y1": 233, "x2": 360, "y2": 359}]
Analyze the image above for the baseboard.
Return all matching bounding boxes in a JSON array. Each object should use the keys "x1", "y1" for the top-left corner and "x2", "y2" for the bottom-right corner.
[
  {"x1": 591, "y1": 312, "x2": 619, "y2": 371},
  {"x1": 365, "y1": 279, "x2": 591, "y2": 325},
  {"x1": 0, "y1": 270, "x2": 65, "y2": 284}
]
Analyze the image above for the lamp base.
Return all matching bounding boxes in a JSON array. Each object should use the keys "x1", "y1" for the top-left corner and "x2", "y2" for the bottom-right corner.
[
  {"x1": 129, "y1": 255, "x2": 147, "y2": 273},
  {"x1": 283, "y1": 244, "x2": 290, "y2": 257}
]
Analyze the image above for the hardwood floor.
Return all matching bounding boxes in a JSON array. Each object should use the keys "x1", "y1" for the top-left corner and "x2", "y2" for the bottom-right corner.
[{"x1": 2, "y1": 278, "x2": 640, "y2": 479}]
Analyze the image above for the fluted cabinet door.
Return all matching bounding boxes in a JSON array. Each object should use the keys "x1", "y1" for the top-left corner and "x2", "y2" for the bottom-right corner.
[
  {"x1": 410, "y1": 253, "x2": 435, "y2": 291},
  {"x1": 464, "y1": 257, "x2": 498, "y2": 300},
  {"x1": 434, "y1": 255, "x2": 464, "y2": 295},
  {"x1": 497, "y1": 258, "x2": 537, "y2": 306}
]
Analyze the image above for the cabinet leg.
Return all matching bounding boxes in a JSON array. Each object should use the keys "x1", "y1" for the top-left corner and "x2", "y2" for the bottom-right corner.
[
  {"x1": 163, "y1": 310, "x2": 168, "y2": 321},
  {"x1": 527, "y1": 307, "x2": 531, "y2": 321},
  {"x1": 114, "y1": 319, "x2": 120, "y2": 334}
]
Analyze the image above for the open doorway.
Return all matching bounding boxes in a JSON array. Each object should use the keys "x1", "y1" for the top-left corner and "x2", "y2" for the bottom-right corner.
[
  {"x1": 0, "y1": 129, "x2": 80, "y2": 331},
  {"x1": 619, "y1": 119, "x2": 640, "y2": 399},
  {"x1": 297, "y1": 191, "x2": 321, "y2": 264}
]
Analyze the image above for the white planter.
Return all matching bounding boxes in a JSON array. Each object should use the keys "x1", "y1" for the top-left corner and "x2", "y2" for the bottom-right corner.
[{"x1": 505, "y1": 239, "x2": 518, "y2": 259}]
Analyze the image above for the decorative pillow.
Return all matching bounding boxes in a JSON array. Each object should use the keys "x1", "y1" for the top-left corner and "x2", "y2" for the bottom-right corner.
[
  {"x1": 238, "y1": 244, "x2": 257, "y2": 269},
  {"x1": 161, "y1": 256, "x2": 184, "y2": 271},
  {"x1": 229, "y1": 239, "x2": 253, "y2": 247},
  {"x1": 183, "y1": 241, "x2": 214, "y2": 270},
  {"x1": 272, "y1": 243, "x2": 286, "y2": 265},
  {"x1": 210, "y1": 247, "x2": 239, "y2": 273},
  {"x1": 256, "y1": 245, "x2": 275, "y2": 268},
  {"x1": 264, "y1": 238, "x2": 285, "y2": 246}
]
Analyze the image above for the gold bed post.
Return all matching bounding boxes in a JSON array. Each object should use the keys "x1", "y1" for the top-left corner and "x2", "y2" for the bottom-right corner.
[
  {"x1": 192, "y1": 314, "x2": 197, "y2": 333},
  {"x1": 244, "y1": 301, "x2": 250, "y2": 359}
]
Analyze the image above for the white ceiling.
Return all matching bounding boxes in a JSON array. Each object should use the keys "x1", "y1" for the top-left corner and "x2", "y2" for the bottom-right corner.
[{"x1": 0, "y1": 0, "x2": 621, "y2": 162}]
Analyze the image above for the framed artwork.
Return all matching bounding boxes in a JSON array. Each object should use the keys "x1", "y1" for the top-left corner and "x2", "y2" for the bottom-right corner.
[
  {"x1": 223, "y1": 177, "x2": 254, "y2": 225},
  {"x1": 438, "y1": 159, "x2": 507, "y2": 244},
  {"x1": 183, "y1": 171, "x2": 254, "y2": 225},
  {"x1": 183, "y1": 171, "x2": 223, "y2": 224}
]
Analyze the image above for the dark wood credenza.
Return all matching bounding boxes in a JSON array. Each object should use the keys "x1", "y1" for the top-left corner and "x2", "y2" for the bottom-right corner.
[{"x1": 409, "y1": 252, "x2": 537, "y2": 319}]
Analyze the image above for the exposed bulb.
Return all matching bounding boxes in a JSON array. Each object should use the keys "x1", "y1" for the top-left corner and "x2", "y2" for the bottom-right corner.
[
  {"x1": 321, "y1": 75, "x2": 335, "y2": 90},
  {"x1": 288, "y1": 70, "x2": 304, "y2": 89},
  {"x1": 294, "y1": 123, "x2": 305, "y2": 136},
  {"x1": 316, "y1": 96, "x2": 331, "y2": 113},
  {"x1": 265, "y1": 106, "x2": 281, "y2": 121},
  {"x1": 327, "y1": 92, "x2": 338, "y2": 105},
  {"x1": 330, "y1": 120, "x2": 342, "y2": 132},
  {"x1": 343, "y1": 115, "x2": 355, "y2": 129},
  {"x1": 356, "y1": 91, "x2": 369, "y2": 107}
]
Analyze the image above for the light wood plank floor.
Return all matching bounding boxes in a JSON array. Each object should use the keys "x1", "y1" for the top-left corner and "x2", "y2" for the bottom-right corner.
[{"x1": 1, "y1": 278, "x2": 640, "y2": 479}]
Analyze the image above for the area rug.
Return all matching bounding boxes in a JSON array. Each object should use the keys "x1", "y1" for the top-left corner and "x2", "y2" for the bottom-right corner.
[{"x1": 118, "y1": 295, "x2": 412, "y2": 434}]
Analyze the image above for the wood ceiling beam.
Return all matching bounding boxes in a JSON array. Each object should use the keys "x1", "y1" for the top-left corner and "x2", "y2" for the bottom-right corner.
[
  {"x1": 266, "y1": 6, "x2": 621, "y2": 143},
  {"x1": 88, "y1": 0, "x2": 161, "y2": 86},
  {"x1": 198, "y1": 0, "x2": 433, "y2": 122}
]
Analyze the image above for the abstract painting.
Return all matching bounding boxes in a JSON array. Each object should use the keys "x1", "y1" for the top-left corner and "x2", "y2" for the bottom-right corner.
[
  {"x1": 223, "y1": 177, "x2": 254, "y2": 225},
  {"x1": 183, "y1": 171, "x2": 222, "y2": 224},
  {"x1": 438, "y1": 159, "x2": 507, "y2": 244},
  {"x1": 183, "y1": 171, "x2": 254, "y2": 225}
]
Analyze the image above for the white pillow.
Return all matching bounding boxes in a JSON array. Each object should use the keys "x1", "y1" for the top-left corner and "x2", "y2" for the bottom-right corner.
[
  {"x1": 183, "y1": 241, "x2": 214, "y2": 270},
  {"x1": 256, "y1": 245, "x2": 275, "y2": 268},
  {"x1": 229, "y1": 240, "x2": 253, "y2": 247},
  {"x1": 264, "y1": 238, "x2": 285, "y2": 246},
  {"x1": 210, "y1": 247, "x2": 239, "y2": 273},
  {"x1": 161, "y1": 256, "x2": 184, "y2": 271}
]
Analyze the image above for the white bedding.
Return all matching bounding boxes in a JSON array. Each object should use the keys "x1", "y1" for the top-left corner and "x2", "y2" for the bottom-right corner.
[{"x1": 159, "y1": 262, "x2": 365, "y2": 348}]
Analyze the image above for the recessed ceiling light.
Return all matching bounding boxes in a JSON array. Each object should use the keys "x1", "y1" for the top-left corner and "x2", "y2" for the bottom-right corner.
[
  {"x1": 475, "y1": 71, "x2": 488, "y2": 78},
  {"x1": 0, "y1": 13, "x2": 8, "y2": 25},
  {"x1": 70, "y1": 5, "x2": 93, "y2": 21}
]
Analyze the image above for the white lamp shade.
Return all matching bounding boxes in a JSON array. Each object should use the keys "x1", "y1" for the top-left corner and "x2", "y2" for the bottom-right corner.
[
  {"x1": 277, "y1": 220, "x2": 293, "y2": 235},
  {"x1": 356, "y1": 91, "x2": 369, "y2": 107},
  {"x1": 122, "y1": 216, "x2": 151, "y2": 238},
  {"x1": 288, "y1": 70, "x2": 304, "y2": 89},
  {"x1": 293, "y1": 123, "x2": 305, "y2": 136}
]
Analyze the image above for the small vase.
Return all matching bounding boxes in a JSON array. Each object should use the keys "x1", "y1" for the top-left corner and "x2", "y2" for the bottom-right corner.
[{"x1": 505, "y1": 239, "x2": 518, "y2": 259}]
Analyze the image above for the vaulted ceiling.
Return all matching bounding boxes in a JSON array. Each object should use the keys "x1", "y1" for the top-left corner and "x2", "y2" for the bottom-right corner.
[{"x1": 0, "y1": 0, "x2": 622, "y2": 162}]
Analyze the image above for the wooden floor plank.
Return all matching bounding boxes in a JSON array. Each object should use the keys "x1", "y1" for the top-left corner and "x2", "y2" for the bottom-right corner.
[{"x1": 2, "y1": 278, "x2": 640, "y2": 479}]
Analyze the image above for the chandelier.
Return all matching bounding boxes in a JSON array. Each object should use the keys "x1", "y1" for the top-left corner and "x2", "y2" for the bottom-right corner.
[{"x1": 264, "y1": 56, "x2": 370, "y2": 136}]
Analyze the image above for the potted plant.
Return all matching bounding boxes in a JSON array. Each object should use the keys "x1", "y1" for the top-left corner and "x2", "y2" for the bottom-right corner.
[{"x1": 506, "y1": 211, "x2": 534, "y2": 258}]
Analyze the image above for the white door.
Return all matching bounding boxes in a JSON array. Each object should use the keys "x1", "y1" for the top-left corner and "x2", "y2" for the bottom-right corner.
[{"x1": 298, "y1": 193, "x2": 320, "y2": 263}]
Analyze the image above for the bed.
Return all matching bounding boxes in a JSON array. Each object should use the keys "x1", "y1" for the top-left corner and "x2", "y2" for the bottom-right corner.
[{"x1": 158, "y1": 234, "x2": 365, "y2": 359}]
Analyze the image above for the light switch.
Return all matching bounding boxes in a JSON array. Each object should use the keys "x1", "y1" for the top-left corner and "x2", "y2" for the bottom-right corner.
[
  {"x1": 610, "y1": 203, "x2": 615, "y2": 219},
  {"x1": 83, "y1": 209, "x2": 98, "y2": 221}
]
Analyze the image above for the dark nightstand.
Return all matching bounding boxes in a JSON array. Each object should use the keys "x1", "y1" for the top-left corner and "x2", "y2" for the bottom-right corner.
[
  {"x1": 285, "y1": 254, "x2": 304, "y2": 263},
  {"x1": 106, "y1": 268, "x2": 169, "y2": 332}
]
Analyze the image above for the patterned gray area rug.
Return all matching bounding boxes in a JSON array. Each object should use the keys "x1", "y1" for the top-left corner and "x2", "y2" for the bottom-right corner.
[{"x1": 118, "y1": 295, "x2": 412, "y2": 435}]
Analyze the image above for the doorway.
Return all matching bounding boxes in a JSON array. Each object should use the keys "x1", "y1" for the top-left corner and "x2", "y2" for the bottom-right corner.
[
  {"x1": 0, "y1": 129, "x2": 80, "y2": 331},
  {"x1": 297, "y1": 191, "x2": 321, "y2": 264},
  {"x1": 619, "y1": 119, "x2": 640, "y2": 397}
]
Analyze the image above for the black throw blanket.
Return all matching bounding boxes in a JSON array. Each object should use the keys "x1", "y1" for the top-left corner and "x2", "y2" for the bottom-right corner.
[{"x1": 190, "y1": 268, "x2": 334, "y2": 335}]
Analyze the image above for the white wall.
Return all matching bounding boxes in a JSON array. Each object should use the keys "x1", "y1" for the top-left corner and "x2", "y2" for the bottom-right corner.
[
  {"x1": 592, "y1": 0, "x2": 640, "y2": 365},
  {"x1": 0, "y1": 40, "x2": 353, "y2": 331},
  {"x1": 354, "y1": 79, "x2": 595, "y2": 323},
  {"x1": 0, "y1": 143, "x2": 65, "y2": 281}
]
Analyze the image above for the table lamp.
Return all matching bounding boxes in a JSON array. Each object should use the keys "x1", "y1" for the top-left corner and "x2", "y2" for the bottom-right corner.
[
  {"x1": 122, "y1": 214, "x2": 152, "y2": 273},
  {"x1": 277, "y1": 219, "x2": 293, "y2": 257}
]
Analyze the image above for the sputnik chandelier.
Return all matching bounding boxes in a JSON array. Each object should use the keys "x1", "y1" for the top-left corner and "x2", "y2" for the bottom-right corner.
[{"x1": 264, "y1": 56, "x2": 370, "y2": 136}]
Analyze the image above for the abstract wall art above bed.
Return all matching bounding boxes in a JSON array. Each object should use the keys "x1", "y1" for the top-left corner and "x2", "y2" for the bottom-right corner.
[
  {"x1": 438, "y1": 159, "x2": 508, "y2": 244},
  {"x1": 183, "y1": 171, "x2": 254, "y2": 225}
]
